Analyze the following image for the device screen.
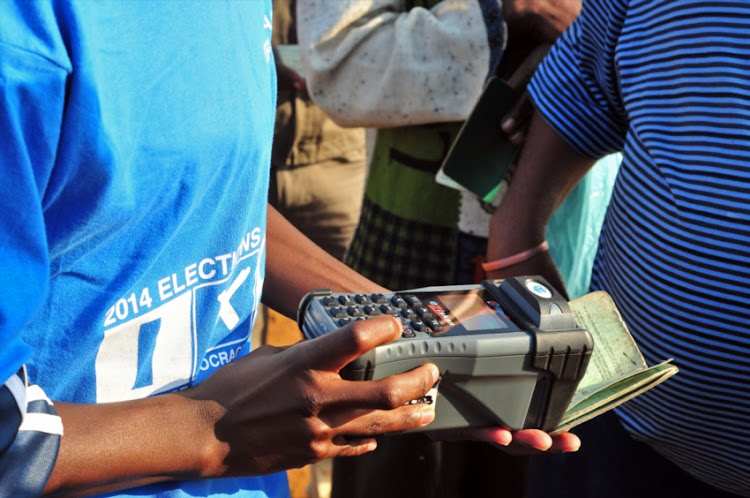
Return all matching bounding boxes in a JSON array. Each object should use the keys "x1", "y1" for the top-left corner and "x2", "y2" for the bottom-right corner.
[{"x1": 418, "y1": 289, "x2": 520, "y2": 336}]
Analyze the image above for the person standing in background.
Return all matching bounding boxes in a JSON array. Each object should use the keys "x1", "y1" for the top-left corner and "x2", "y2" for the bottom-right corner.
[
  {"x1": 270, "y1": 0, "x2": 367, "y2": 262},
  {"x1": 486, "y1": 1, "x2": 750, "y2": 496},
  {"x1": 0, "y1": 2, "x2": 455, "y2": 495}
]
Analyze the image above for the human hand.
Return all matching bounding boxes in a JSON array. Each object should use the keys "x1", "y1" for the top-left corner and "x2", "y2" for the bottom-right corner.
[
  {"x1": 497, "y1": 0, "x2": 581, "y2": 141},
  {"x1": 428, "y1": 426, "x2": 580, "y2": 455},
  {"x1": 184, "y1": 315, "x2": 439, "y2": 477},
  {"x1": 502, "y1": 0, "x2": 581, "y2": 43},
  {"x1": 499, "y1": 43, "x2": 551, "y2": 144}
]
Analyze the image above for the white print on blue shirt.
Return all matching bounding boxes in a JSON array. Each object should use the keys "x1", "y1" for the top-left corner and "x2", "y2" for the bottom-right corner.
[
  {"x1": 95, "y1": 230, "x2": 264, "y2": 403},
  {"x1": 263, "y1": 14, "x2": 273, "y2": 63}
]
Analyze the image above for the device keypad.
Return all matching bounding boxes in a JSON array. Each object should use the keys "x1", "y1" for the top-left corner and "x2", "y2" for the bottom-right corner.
[
  {"x1": 312, "y1": 293, "x2": 443, "y2": 338},
  {"x1": 314, "y1": 294, "x2": 442, "y2": 338}
]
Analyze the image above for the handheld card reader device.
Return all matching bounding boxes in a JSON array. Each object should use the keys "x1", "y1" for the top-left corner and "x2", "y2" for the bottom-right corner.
[{"x1": 297, "y1": 276, "x2": 593, "y2": 432}]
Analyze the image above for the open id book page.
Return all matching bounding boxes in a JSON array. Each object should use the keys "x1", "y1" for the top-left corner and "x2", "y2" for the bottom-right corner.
[{"x1": 553, "y1": 291, "x2": 679, "y2": 433}]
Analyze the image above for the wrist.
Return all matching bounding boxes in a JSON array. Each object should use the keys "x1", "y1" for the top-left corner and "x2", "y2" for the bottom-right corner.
[
  {"x1": 45, "y1": 394, "x2": 227, "y2": 495},
  {"x1": 180, "y1": 394, "x2": 230, "y2": 479},
  {"x1": 482, "y1": 240, "x2": 549, "y2": 272}
]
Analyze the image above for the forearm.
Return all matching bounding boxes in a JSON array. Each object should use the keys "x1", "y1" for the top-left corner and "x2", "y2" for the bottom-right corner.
[
  {"x1": 297, "y1": 0, "x2": 505, "y2": 128},
  {"x1": 488, "y1": 112, "x2": 595, "y2": 259},
  {"x1": 44, "y1": 301, "x2": 438, "y2": 496},
  {"x1": 262, "y1": 205, "x2": 386, "y2": 319},
  {"x1": 45, "y1": 395, "x2": 222, "y2": 496}
]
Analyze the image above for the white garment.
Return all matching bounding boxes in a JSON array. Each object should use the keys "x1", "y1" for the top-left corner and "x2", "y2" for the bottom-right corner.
[{"x1": 297, "y1": 0, "x2": 506, "y2": 127}]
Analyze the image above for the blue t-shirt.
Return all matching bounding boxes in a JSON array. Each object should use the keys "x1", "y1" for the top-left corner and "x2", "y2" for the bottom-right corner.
[
  {"x1": 0, "y1": 1, "x2": 288, "y2": 496},
  {"x1": 530, "y1": 0, "x2": 750, "y2": 494}
]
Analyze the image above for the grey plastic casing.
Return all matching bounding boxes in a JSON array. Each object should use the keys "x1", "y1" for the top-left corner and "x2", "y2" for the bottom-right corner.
[{"x1": 297, "y1": 276, "x2": 593, "y2": 432}]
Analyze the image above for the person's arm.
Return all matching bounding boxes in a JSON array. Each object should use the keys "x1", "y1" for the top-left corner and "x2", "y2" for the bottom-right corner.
[
  {"x1": 40, "y1": 206, "x2": 429, "y2": 494},
  {"x1": 262, "y1": 205, "x2": 387, "y2": 319},
  {"x1": 487, "y1": 0, "x2": 627, "y2": 293},
  {"x1": 46, "y1": 391, "x2": 215, "y2": 494},
  {"x1": 296, "y1": 0, "x2": 507, "y2": 128},
  {"x1": 42, "y1": 201, "x2": 580, "y2": 495},
  {"x1": 497, "y1": 0, "x2": 582, "y2": 142},
  {"x1": 486, "y1": 112, "x2": 596, "y2": 295},
  {"x1": 297, "y1": 0, "x2": 582, "y2": 130},
  {"x1": 263, "y1": 204, "x2": 581, "y2": 453},
  {"x1": 44, "y1": 315, "x2": 440, "y2": 495},
  {"x1": 42, "y1": 204, "x2": 583, "y2": 497}
]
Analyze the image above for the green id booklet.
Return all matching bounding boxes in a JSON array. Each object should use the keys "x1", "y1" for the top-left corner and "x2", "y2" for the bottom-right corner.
[{"x1": 436, "y1": 76, "x2": 521, "y2": 203}]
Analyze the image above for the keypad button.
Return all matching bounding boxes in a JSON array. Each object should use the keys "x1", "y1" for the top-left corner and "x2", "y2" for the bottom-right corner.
[
  {"x1": 370, "y1": 293, "x2": 388, "y2": 304},
  {"x1": 328, "y1": 307, "x2": 347, "y2": 318},
  {"x1": 337, "y1": 318, "x2": 353, "y2": 327},
  {"x1": 354, "y1": 294, "x2": 372, "y2": 305},
  {"x1": 363, "y1": 305, "x2": 381, "y2": 316},
  {"x1": 401, "y1": 308, "x2": 417, "y2": 320},
  {"x1": 404, "y1": 295, "x2": 422, "y2": 307},
  {"x1": 338, "y1": 295, "x2": 355, "y2": 306},
  {"x1": 410, "y1": 318, "x2": 426, "y2": 331},
  {"x1": 402, "y1": 328, "x2": 416, "y2": 338},
  {"x1": 379, "y1": 304, "x2": 399, "y2": 316},
  {"x1": 390, "y1": 296, "x2": 408, "y2": 308},
  {"x1": 347, "y1": 306, "x2": 365, "y2": 317},
  {"x1": 424, "y1": 318, "x2": 442, "y2": 332},
  {"x1": 415, "y1": 307, "x2": 433, "y2": 319},
  {"x1": 322, "y1": 296, "x2": 338, "y2": 307}
]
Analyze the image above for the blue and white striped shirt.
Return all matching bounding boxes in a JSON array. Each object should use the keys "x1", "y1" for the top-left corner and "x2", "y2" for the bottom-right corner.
[{"x1": 530, "y1": 1, "x2": 750, "y2": 495}]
